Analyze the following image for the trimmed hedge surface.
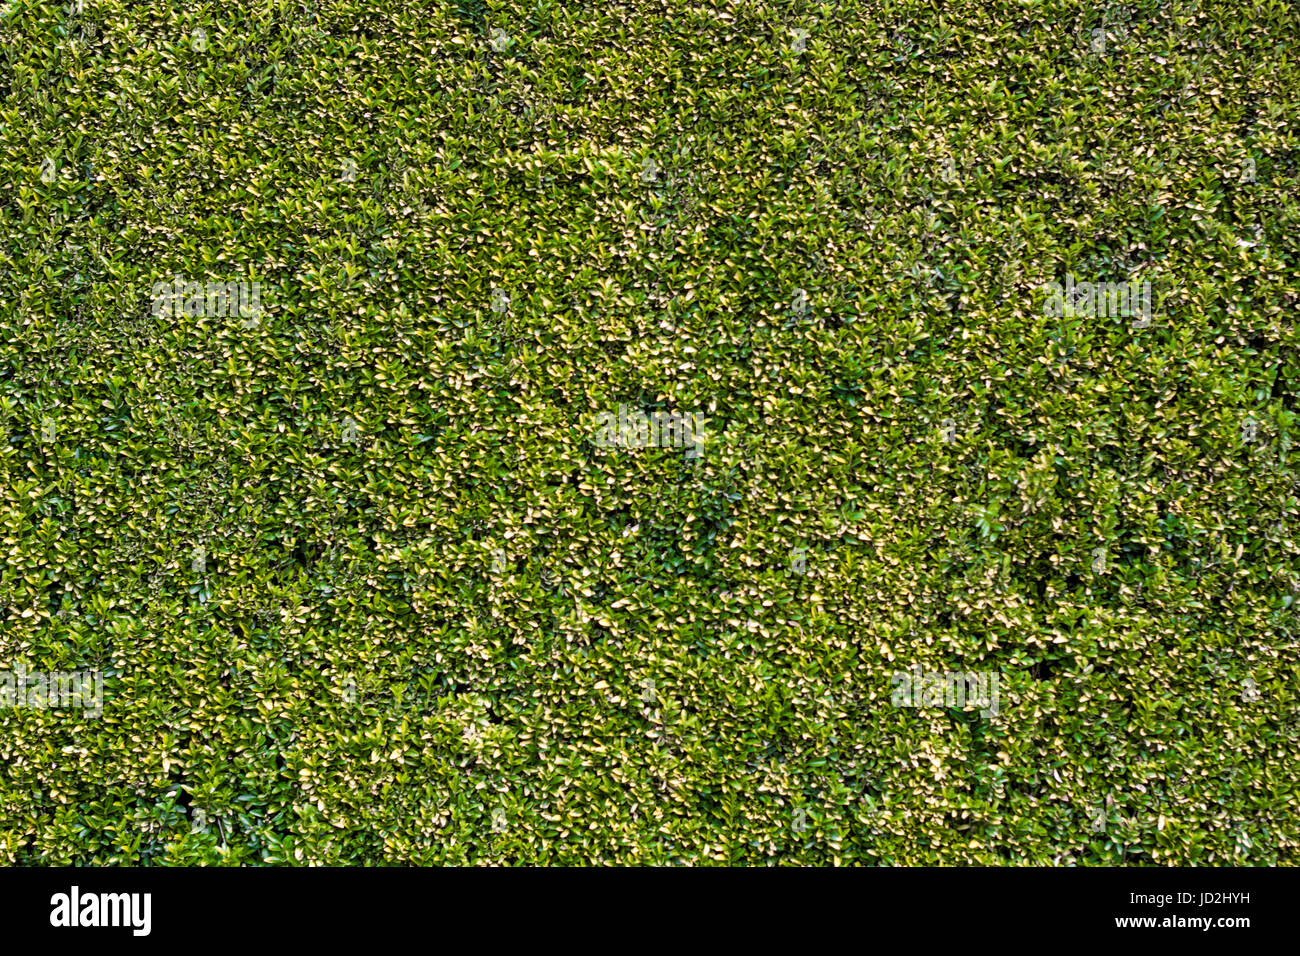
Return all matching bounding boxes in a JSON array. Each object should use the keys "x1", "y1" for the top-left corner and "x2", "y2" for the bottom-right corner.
[{"x1": 0, "y1": 0, "x2": 1297, "y2": 864}]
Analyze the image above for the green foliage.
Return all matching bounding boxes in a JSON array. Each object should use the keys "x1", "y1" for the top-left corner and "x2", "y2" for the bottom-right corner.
[{"x1": 0, "y1": 0, "x2": 1297, "y2": 865}]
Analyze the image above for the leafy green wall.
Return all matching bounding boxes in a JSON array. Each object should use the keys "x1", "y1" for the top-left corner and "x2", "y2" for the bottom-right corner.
[{"x1": 0, "y1": 0, "x2": 1296, "y2": 864}]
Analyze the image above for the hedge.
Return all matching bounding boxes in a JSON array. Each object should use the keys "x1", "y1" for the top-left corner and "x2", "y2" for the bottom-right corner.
[{"x1": 0, "y1": 0, "x2": 1297, "y2": 865}]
